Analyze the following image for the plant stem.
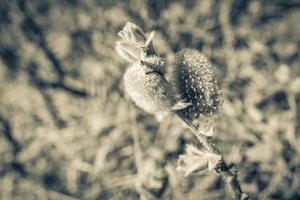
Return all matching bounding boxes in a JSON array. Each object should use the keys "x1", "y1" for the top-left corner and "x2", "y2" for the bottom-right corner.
[
  {"x1": 176, "y1": 114, "x2": 249, "y2": 200},
  {"x1": 216, "y1": 161, "x2": 249, "y2": 200},
  {"x1": 175, "y1": 114, "x2": 214, "y2": 152}
]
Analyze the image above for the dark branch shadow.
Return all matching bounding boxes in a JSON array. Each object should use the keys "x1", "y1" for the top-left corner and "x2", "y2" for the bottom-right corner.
[
  {"x1": 18, "y1": 0, "x2": 65, "y2": 81},
  {"x1": 27, "y1": 62, "x2": 67, "y2": 129},
  {"x1": 0, "y1": 115, "x2": 21, "y2": 155}
]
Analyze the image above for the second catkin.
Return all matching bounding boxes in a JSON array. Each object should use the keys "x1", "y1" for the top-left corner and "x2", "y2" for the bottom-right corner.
[{"x1": 170, "y1": 49, "x2": 222, "y2": 136}]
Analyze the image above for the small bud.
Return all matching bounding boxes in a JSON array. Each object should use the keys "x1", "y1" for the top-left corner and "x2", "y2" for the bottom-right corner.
[
  {"x1": 117, "y1": 22, "x2": 177, "y2": 118},
  {"x1": 177, "y1": 144, "x2": 221, "y2": 176}
]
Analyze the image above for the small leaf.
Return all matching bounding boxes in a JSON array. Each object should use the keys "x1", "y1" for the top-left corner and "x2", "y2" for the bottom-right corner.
[
  {"x1": 177, "y1": 144, "x2": 222, "y2": 176},
  {"x1": 115, "y1": 41, "x2": 143, "y2": 62},
  {"x1": 118, "y1": 22, "x2": 147, "y2": 44},
  {"x1": 171, "y1": 100, "x2": 192, "y2": 110}
]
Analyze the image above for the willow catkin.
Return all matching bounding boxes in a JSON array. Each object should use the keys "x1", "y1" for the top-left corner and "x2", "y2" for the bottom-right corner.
[
  {"x1": 123, "y1": 62, "x2": 176, "y2": 117},
  {"x1": 117, "y1": 22, "x2": 178, "y2": 119},
  {"x1": 171, "y1": 49, "x2": 222, "y2": 136}
]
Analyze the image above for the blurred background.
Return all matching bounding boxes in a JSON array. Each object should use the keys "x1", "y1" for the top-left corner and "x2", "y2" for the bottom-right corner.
[{"x1": 1, "y1": 0, "x2": 300, "y2": 199}]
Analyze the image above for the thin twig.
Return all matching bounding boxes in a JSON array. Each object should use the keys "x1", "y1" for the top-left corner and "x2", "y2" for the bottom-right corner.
[
  {"x1": 176, "y1": 113, "x2": 214, "y2": 152},
  {"x1": 177, "y1": 114, "x2": 249, "y2": 200}
]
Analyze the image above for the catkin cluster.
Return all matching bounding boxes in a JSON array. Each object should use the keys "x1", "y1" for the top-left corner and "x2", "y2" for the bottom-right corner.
[{"x1": 116, "y1": 22, "x2": 222, "y2": 136}]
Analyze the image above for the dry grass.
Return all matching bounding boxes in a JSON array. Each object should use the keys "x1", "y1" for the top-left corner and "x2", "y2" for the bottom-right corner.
[{"x1": 1, "y1": 0, "x2": 300, "y2": 199}]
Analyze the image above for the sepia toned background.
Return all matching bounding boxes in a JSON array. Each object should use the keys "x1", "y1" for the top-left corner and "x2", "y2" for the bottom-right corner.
[{"x1": 1, "y1": 0, "x2": 300, "y2": 199}]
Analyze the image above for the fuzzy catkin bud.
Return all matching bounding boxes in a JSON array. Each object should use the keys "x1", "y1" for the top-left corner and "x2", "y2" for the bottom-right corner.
[
  {"x1": 123, "y1": 62, "x2": 176, "y2": 116},
  {"x1": 171, "y1": 49, "x2": 222, "y2": 136}
]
